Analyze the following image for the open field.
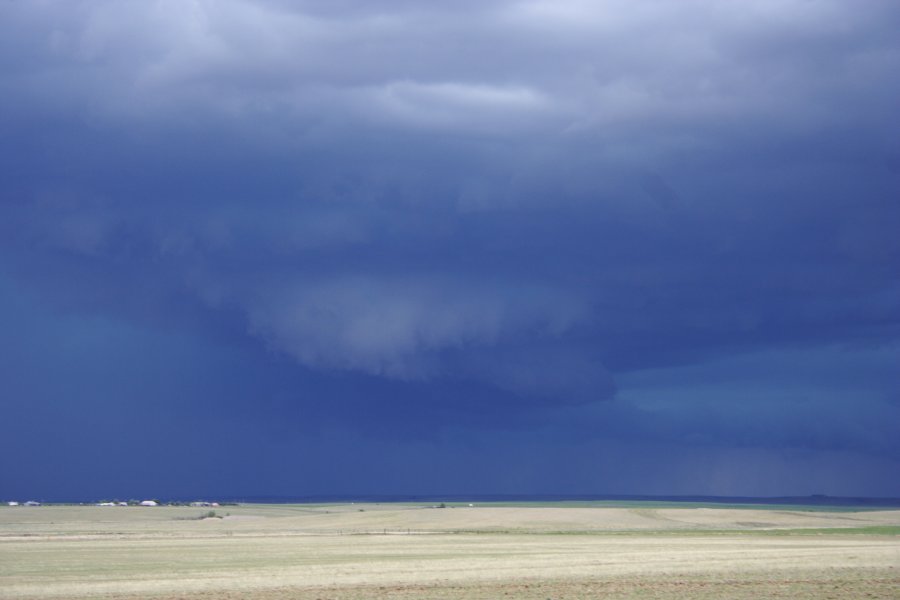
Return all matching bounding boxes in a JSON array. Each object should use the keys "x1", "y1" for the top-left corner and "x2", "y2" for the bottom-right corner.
[{"x1": 1, "y1": 503, "x2": 898, "y2": 599}]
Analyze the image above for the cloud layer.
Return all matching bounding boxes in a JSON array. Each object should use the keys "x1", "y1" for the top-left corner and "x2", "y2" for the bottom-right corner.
[{"x1": 1, "y1": 0, "x2": 899, "y2": 497}]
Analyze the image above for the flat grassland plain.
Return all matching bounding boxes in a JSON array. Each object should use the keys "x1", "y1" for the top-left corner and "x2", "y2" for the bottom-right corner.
[{"x1": 1, "y1": 502, "x2": 898, "y2": 599}]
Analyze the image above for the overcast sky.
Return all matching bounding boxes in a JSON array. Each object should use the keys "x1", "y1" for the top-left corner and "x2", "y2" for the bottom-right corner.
[{"x1": 2, "y1": 0, "x2": 899, "y2": 500}]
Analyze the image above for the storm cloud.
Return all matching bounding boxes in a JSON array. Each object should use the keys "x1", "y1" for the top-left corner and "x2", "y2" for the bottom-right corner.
[{"x1": 1, "y1": 0, "x2": 899, "y2": 499}]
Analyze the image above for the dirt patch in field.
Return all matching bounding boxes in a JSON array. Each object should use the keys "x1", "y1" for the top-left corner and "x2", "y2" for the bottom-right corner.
[{"x1": 19, "y1": 569, "x2": 900, "y2": 600}]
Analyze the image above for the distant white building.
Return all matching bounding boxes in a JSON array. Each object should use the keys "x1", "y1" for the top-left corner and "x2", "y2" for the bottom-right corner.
[
  {"x1": 24, "y1": 501, "x2": 40, "y2": 506},
  {"x1": 97, "y1": 502, "x2": 116, "y2": 506},
  {"x1": 7, "y1": 501, "x2": 18, "y2": 506},
  {"x1": 139, "y1": 500, "x2": 159, "y2": 507}
]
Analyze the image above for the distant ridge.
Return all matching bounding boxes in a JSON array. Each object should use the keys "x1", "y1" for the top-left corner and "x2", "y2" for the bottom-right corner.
[
  {"x1": 198, "y1": 494, "x2": 900, "y2": 508},
  {"x1": 25, "y1": 494, "x2": 900, "y2": 508}
]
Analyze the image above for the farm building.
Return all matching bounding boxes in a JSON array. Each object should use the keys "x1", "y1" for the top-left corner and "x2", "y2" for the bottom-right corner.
[{"x1": 139, "y1": 500, "x2": 159, "y2": 507}]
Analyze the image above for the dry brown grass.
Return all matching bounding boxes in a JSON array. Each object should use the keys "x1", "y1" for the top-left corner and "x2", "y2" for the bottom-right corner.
[{"x1": 1, "y1": 504, "x2": 898, "y2": 599}]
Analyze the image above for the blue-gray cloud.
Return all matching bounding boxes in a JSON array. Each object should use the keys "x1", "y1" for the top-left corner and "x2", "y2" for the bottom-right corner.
[{"x1": 1, "y1": 0, "x2": 899, "y2": 497}]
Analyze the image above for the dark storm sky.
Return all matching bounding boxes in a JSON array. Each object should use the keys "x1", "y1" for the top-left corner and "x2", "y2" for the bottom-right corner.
[{"x1": 1, "y1": 0, "x2": 899, "y2": 500}]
